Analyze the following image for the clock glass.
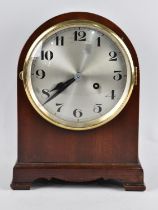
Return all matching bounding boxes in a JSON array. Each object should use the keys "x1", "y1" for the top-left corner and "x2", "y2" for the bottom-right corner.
[{"x1": 23, "y1": 20, "x2": 135, "y2": 130}]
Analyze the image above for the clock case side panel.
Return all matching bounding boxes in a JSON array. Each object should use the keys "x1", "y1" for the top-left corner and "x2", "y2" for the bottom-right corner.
[{"x1": 11, "y1": 12, "x2": 145, "y2": 190}]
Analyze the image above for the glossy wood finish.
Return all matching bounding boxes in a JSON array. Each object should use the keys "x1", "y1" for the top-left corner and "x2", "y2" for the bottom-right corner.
[
  {"x1": 11, "y1": 12, "x2": 145, "y2": 190},
  {"x1": 11, "y1": 163, "x2": 145, "y2": 190}
]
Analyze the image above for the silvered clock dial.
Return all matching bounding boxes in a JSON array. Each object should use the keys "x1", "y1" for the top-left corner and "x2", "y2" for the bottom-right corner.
[{"x1": 22, "y1": 20, "x2": 135, "y2": 130}]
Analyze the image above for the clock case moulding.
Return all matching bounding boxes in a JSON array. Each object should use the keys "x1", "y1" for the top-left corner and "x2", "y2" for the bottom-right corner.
[{"x1": 11, "y1": 12, "x2": 145, "y2": 191}]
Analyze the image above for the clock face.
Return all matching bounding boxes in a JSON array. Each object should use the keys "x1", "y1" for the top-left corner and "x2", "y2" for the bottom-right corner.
[{"x1": 23, "y1": 20, "x2": 135, "y2": 130}]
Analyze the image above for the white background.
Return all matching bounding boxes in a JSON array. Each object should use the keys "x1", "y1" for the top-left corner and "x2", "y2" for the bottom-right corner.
[{"x1": 0, "y1": 0, "x2": 158, "y2": 209}]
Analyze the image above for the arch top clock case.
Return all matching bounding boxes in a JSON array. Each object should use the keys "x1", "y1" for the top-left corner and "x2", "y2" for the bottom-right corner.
[{"x1": 11, "y1": 12, "x2": 145, "y2": 190}]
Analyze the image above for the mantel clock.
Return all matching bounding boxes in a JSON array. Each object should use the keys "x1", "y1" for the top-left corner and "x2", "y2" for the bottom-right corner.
[{"x1": 11, "y1": 12, "x2": 145, "y2": 191}]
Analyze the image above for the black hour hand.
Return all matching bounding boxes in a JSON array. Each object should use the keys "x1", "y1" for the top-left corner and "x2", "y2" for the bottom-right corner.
[
  {"x1": 50, "y1": 82, "x2": 64, "y2": 92},
  {"x1": 43, "y1": 77, "x2": 75, "y2": 105}
]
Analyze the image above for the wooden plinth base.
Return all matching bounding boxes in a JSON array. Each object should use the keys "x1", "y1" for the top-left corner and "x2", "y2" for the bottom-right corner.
[{"x1": 11, "y1": 162, "x2": 145, "y2": 191}]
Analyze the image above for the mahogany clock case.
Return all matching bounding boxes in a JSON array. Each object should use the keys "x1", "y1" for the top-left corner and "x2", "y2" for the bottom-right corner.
[{"x1": 11, "y1": 12, "x2": 145, "y2": 190}]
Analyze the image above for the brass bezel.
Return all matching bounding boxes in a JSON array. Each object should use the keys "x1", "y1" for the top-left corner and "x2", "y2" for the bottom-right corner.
[{"x1": 22, "y1": 19, "x2": 135, "y2": 131}]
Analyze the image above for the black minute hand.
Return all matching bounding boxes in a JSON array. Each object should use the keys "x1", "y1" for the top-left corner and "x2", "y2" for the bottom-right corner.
[{"x1": 43, "y1": 77, "x2": 75, "y2": 105}]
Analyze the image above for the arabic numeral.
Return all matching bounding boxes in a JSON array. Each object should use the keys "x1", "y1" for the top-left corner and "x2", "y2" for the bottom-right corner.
[
  {"x1": 109, "y1": 51, "x2": 117, "y2": 61},
  {"x1": 41, "y1": 50, "x2": 53, "y2": 60},
  {"x1": 56, "y1": 103, "x2": 64, "y2": 112},
  {"x1": 35, "y1": 69, "x2": 45, "y2": 79},
  {"x1": 113, "y1": 71, "x2": 122, "y2": 81},
  {"x1": 111, "y1": 90, "x2": 115, "y2": 99},
  {"x1": 93, "y1": 104, "x2": 102, "y2": 113},
  {"x1": 56, "y1": 36, "x2": 64, "y2": 46},
  {"x1": 97, "y1": 37, "x2": 101, "y2": 47},
  {"x1": 42, "y1": 89, "x2": 50, "y2": 98},
  {"x1": 73, "y1": 109, "x2": 83, "y2": 118},
  {"x1": 105, "y1": 90, "x2": 116, "y2": 100},
  {"x1": 74, "y1": 31, "x2": 86, "y2": 41}
]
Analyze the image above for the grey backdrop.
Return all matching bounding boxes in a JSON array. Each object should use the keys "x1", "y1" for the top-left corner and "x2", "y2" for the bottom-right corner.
[{"x1": 0, "y1": 0, "x2": 158, "y2": 209}]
